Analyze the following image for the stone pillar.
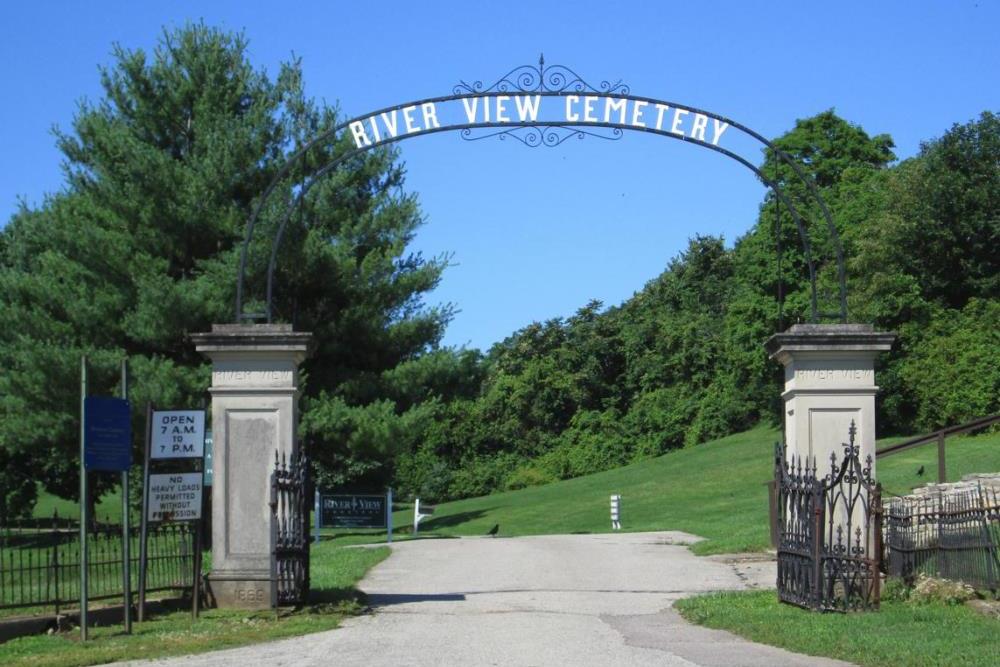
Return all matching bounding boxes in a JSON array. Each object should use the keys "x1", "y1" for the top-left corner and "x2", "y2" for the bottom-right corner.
[
  {"x1": 191, "y1": 324, "x2": 312, "y2": 608},
  {"x1": 765, "y1": 324, "x2": 895, "y2": 472}
]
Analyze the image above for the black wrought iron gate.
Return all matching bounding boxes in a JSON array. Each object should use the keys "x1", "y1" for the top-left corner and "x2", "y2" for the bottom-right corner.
[
  {"x1": 775, "y1": 422, "x2": 882, "y2": 611},
  {"x1": 270, "y1": 450, "x2": 311, "y2": 607}
]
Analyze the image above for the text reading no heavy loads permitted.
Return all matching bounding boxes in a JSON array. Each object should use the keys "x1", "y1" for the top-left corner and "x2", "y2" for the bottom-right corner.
[{"x1": 147, "y1": 472, "x2": 203, "y2": 522}]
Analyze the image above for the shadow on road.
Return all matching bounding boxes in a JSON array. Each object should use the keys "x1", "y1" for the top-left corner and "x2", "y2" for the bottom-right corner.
[
  {"x1": 309, "y1": 586, "x2": 365, "y2": 605},
  {"x1": 366, "y1": 592, "x2": 467, "y2": 607},
  {"x1": 420, "y1": 508, "x2": 496, "y2": 531}
]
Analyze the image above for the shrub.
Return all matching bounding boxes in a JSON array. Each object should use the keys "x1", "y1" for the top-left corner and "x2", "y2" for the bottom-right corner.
[
  {"x1": 505, "y1": 465, "x2": 557, "y2": 491},
  {"x1": 909, "y1": 574, "x2": 977, "y2": 606},
  {"x1": 448, "y1": 454, "x2": 521, "y2": 499}
]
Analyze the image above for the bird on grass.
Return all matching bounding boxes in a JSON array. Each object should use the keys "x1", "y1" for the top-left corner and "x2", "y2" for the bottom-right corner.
[
  {"x1": 917, "y1": 465, "x2": 925, "y2": 477},
  {"x1": 486, "y1": 524, "x2": 499, "y2": 538}
]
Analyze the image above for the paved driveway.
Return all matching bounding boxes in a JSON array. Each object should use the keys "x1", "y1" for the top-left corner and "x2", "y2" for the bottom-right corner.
[{"x1": 124, "y1": 532, "x2": 851, "y2": 666}]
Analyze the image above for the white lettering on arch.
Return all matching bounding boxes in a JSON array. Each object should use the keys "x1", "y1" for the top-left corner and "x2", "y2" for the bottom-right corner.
[
  {"x1": 603, "y1": 97, "x2": 628, "y2": 124},
  {"x1": 349, "y1": 121, "x2": 370, "y2": 148},
  {"x1": 515, "y1": 95, "x2": 541, "y2": 122}
]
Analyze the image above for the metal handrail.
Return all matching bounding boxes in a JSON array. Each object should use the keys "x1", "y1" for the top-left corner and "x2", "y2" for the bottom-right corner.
[{"x1": 875, "y1": 413, "x2": 1000, "y2": 483}]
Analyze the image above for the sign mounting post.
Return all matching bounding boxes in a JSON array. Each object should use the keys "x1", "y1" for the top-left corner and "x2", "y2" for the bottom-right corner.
[{"x1": 138, "y1": 406, "x2": 207, "y2": 621}]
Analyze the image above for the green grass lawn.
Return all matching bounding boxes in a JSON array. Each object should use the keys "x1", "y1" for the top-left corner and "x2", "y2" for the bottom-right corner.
[
  {"x1": 0, "y1": 544, "x2": 389, "y2": 667},
  {"x1": 32, "y1": 485, "x2": 124, "y2": 522},
  {"x1": 321, "y1": 426, "x2": 1000, "y2": 555},
  {"x1": 876, "y1": 431, "x2": 999, "y2": 498},
  {"x1": 8, "y1": 426, "x2": 998, "y2": 665},
  {"x1": 676, "y1": 590, "x2": 1000, "y2": 667},
  {"x1": 26, "y1": 426, "x2": 1000, "y2": 557}
]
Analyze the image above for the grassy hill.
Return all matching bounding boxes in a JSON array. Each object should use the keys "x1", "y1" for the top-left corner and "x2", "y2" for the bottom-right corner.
[
  {"x1": 362, "y1": 425, "x2": 1000, "y2": 555},
  {"x1": 34, "y1": 425, "x2": 1000, "y2": 556}
]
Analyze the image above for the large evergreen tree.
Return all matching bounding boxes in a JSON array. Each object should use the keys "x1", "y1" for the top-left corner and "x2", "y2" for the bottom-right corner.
[{"x1": 0, "y1": 24, "x2": 455, "y2": 515}]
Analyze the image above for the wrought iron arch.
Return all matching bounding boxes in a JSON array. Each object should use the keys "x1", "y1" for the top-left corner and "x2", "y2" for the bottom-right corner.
[{"x1": 236, "y1": 57, "x2": 848, "y2": 325}]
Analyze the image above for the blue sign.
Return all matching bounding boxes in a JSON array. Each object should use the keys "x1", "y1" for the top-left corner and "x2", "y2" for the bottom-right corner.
[{"x1": 84, "y1": 397, "x2": 132, "y2": 471}]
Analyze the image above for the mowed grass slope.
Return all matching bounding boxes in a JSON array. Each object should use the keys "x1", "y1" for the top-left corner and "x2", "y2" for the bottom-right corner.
[
  {"x1": 341, "y1": 425, "x2": 1000, "y2": 555},
  {"x1": 412, "y1": 425, "x2": 779, "y2": 555},
  {"x1": 37, "y1": 426, "x2": 1000, "y2": 556}
]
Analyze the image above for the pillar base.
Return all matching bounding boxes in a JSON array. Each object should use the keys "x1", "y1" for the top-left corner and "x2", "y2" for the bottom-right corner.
[{"x1": 206, "y1": 572, "x2": 274, "y2": 609}]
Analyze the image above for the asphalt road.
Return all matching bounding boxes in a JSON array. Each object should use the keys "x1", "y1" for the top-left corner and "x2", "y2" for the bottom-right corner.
[{"x1": 123, "y1": 532, "x2": 851, "y2": 666}]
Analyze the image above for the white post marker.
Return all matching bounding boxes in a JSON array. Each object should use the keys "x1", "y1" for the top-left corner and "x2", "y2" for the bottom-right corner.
[
  {"x1": 610, "y1": 494, "x2": 621, "y2": 530},
  {"x1": 314, "y1": 488, "x2": 321, "y2": 544},
  {"x1": 413, "y1": 498, "x2": 434, "y2": 535},
  {"x1": 386, "y1": 487, "x2": 393, "y2": 544}
]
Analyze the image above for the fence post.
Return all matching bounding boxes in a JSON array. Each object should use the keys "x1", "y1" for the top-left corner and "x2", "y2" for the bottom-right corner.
[
  {"x1": 872, "y1": 483, "x2": 883, "y2": 609},
  {"x1": 303, "y1": 458, "x2": 311, "y2": 600},
  {"x1": 137, "y1": 402, "x2": 154, "y2": 622},
  {"x1": 120, "y1": 358, "x2": 132, "y2": 634},
  {"x1": 52, "y1": 511, "x2": 60, "y2": 615},
  {"x1": 937, "y1": 431, "x2": 947, "y2": 483},
  {"x1": 314, "y1": 487, "x2": 321, "y2": 545},
  {"x1": 78, "y1": 356, "x2": 89, "y2": 641},
  {"x1": 812, "y1": 493, "x2": 823, "y2": 611},
  {"x1": 269, "y1": 461, "x2": 278, "y2": 612},
  {"x1": 766, "y1": 479, "x2": 778, "y2": 549},
  {"x1": 192, "y1": 523, "x2": 202, "y2": 619},
  {"x1": 937, "y1": 490, "x2": 948, "y2": 579}
]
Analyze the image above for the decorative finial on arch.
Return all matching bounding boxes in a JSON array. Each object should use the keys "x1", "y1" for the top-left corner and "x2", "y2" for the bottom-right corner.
[{"x1": 453, "y1": 57, "x2": 629, "y2": 96}]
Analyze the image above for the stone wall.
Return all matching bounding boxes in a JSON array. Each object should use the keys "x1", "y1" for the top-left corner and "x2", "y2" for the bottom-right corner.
[{"x1": 901, "y1": 472, "x2": 1000, "y2": 503}]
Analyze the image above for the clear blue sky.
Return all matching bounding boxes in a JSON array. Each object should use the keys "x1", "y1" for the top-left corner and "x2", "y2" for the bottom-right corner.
[{"x1": 2, "y1": 1, "x2": 997, "y2": 350}]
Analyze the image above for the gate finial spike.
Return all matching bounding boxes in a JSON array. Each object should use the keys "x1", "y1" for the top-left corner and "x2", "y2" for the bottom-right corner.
[{"x1": 539, "y1": 53, "x2": 544, "y2": 69}]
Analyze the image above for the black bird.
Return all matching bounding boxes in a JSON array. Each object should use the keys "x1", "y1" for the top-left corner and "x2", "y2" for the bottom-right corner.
[
  {"x1": 917, "y1": 465, "x2": 925, "y2": 477},
  {"x1": 486, "y1": 524, "x2": 499, "y2": 538}
]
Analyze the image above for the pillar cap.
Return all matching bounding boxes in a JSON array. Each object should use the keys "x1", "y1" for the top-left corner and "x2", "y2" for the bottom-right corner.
[
  {"x1": 191, "y1": 323, "x2": 313, "y2": 357},
  {"x1": 765, "y1": 323, "x2": 896, "y2": 360}
]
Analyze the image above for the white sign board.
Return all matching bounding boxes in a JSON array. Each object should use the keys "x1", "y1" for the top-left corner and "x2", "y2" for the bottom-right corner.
[
  {"x1": 148, "y1": 472, "x2": 203, "y2": 522},
  {"x1": 151, "y1": 410, "x2": 205, "y2": 459}
]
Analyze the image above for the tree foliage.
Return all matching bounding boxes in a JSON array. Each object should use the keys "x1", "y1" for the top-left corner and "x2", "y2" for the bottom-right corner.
[
  {"x1": 393, "y1": 110, "x2": 999, "y2": 501},
  {"x1": 0, "y1": 24, "x2": 460, "y2": 514},
  {"x1": 1, "y1": 26, "x2": 995, "y2": 513}
]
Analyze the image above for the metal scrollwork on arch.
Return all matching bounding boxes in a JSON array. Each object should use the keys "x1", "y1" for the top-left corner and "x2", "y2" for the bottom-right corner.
[
  {"x1": 460, "y1": 125, "x2": 624, "y2": 148},
  {"x1": 453, "y1": 54, "x2": 630, "y2": 96},
  {"x1": 235, "y1": 57, "x2": 850, "y2": 327}
]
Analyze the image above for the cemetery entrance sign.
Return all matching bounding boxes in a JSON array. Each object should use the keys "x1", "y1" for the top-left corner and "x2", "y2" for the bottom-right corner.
[
  {"x1": 198, "y1": 58, "x2": 897, "y2": 611},
  {"x1": 236, "y1": 57, "x2": 849, "y2": 327},
  {"x1": 319, "y1": 493, "x2": 388, "y2": 529}
]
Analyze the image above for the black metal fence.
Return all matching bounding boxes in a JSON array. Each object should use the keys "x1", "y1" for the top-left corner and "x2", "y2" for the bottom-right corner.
[
  {"x1": 0, "y1": 512, "x2": 196, "y2": 615},
  {"x1": 270, "y1": 450, "x2": 310, "y2": 607},
  {"x1": 884, "y1": 485, "x2": 1000, "y2": 591},
  {"x1": 775, "y1": 422, "x2": 882, "y2": 612}
]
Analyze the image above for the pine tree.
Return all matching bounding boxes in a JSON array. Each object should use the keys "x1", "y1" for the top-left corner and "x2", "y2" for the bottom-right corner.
[{"x1": 0, "y1": 23, "x2": 451, "y2": 510}]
